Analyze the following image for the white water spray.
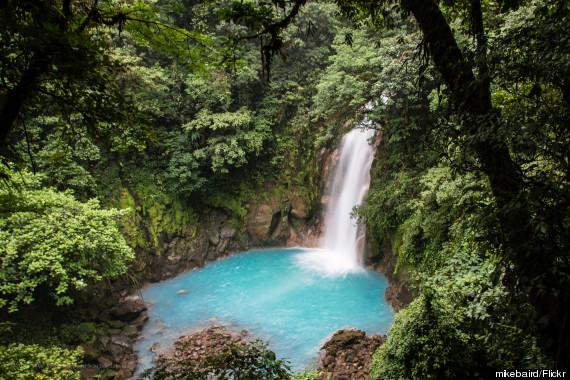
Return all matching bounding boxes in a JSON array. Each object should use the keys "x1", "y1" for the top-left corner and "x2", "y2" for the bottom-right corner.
[{"x1": 296, "y1": 115, "x2": 376, "y2": 276}]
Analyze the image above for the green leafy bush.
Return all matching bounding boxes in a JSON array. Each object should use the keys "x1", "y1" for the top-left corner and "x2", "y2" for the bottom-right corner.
[
  {"x1": 370, "y1": 292, "x2": 474, "y2": 380},
  {"x1": 0, "y1": 169, "x2": 134, "y2": 312},
  {"x1": 0, "y1": 343, "x2": 82, "y2": 380},
  {"x1": 141, "y1": 340, "x2": 291, "y2": 380}
]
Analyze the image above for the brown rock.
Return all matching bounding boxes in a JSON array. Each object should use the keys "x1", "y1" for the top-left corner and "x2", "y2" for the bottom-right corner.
[
  {"x1": 318, "y1": 328, "x2": 386, "y2": 380},
  {"x1": 80, "y1": 343, "x2": 99, "y2": 362},
  {"x1": 150, "y1": 342, "x2": 161, "y2": 353},
  {"x1": 220, "y1": 226, "x2": 237, "y2": 239},
  {"x1": 247, "y1": 204, "x2": 274, "y2": 242},
  {"x1": 110, "y1": 299, "x2": 147, "y2": 322},
  {"x1": 290, "y1": 197, "x2": 308, "y2": 219},
  {"x1": 110, "y1": 334, "x2": 133, "y2": 350},
  {"x1": 80, "y1": 367, "x2": 98, "y2": 379},
  {"x1": 132, "y1": 314, "x2": 149, "y2": 330},
  {"x1": 97, "y1": 356, "x2": 113, "y2": 368},
  {"x1": 209, "y1": 229, "x2": 220, "y2": 246}
]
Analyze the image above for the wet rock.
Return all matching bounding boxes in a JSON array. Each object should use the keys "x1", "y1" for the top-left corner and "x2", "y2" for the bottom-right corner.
[
  {"x1": 321, "y1": 328, "x2": 365, "y2": 357},
  {"x1": 123, "y1": 325, "x2": 138, "y2": 338},
  {"x1": 290, "y1": 197, "x2": 308, "y2": 219},
  {"x1": 100, "y1": 336, "x2": 110, "y2": 348},
  {"x1": 110, "y1": 334, "x2": 133, "y2": 349},
  {"x1": 318, "y1": 329, "x2": 386, "y2": 380},
  {"x1": 97, "y1": 356, "x2": 113, "y2": 368},
  {"x1": 124, "y1": 354, "x2": 138, "y2": 373},
  {"x1": 109, "y1": 344, "x2": 126, "y2": 362},
  {"x1": 206, "y1": 248, "x2": 217, "y2": 261},
  {"x1": 220, "y1": 226, "x2": 237, "y2": 240},
  {"x1": 209, "y1": 229, "x2": 220, "y2": 246},
  {"x1": 247, "y1": 204, "x2": 274, "y2": 242},
  {"x1": 110, "y1": 299, "x2": 147, "y2": 322},
  {"x1": 151, "y1": 342, "x2": 161, "y2": 353},
  {"x1": 153, "y1": 325, "x2": 250, "y2": 375},
  {"x1": 80, "y1": 343, "x2": 99, "y2": 362},
  {"x1": 132, "y1": 314, "x2": 149, "y2": 331},
  {"x1": 269, "y1": 214, "x2": 290, "y2": 241},
  {"x1": 80, "y1": 367, "x2": 97, "y2": 379}
]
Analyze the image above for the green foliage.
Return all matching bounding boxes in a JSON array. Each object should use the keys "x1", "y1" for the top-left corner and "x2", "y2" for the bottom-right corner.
[
  {"x1": 371, "y1": 251, "x2": 549, "y2": 379},
  {"x1": 187, "y1": 108, "x2": 270, "y2": 174},
  {"x1": 292, "y1": 367, "x2": 322, "y2": 380},
  {"x1": 371, "y1": 292, "x2": 474, "y2": 379},
  {"x1": 141, "y1": 340, "x2": 291, "y2": 380},
  {"x1": 0, "y1": 343, "x2": 82, "y2": 380},
  {"x1": 0, "y1": 169, "x2": 134, "y2": 312},
  {"x1": 58, "y1": 322, "x2": 96, "y2": 345},
  {"x1": 422, "y1": 252, "x2": 548, "y2": 369}
]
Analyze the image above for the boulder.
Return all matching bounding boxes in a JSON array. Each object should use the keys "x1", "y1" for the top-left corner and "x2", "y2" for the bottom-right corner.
[
  {"x1": 290, "y1": 197, "x2": 308, "y2": 219},
  {"x1": 269, "y1": 214, "x2": 290, "y2": 242},
  {"x1": 80, "y1": 367, "x2": 98, "y2": 379},
  {"x1": 109, "y1": 343, "x2": 126, "y2": 363},
  {"x1": 209, "y1": 229, "x2": 220, "y2": 246},
  {"x1": 246, "y1": 204, "x2": 274, "y2": 242},
  {"x1": 80, "y1": 343, "x2": 99, "y2": 362},
  {"x1": 132, "y1": 314, "x2": 149, "y2": 331},
  {"x1": 220, "y1": 225, "x2": 237, "y2": 240},
  {"x1": 110, "y1": 334, "x2": 133, "y2": 350},
  {"x1": 150, "y1": 342, "x2": 161, "y2": 353},
  {"x1": 124, "y1": 353, "x2": 138, "y2": 373},
  {"x1": 100, "y1": 336, "x2": 110, "y2": 348},
  {"x1": 97, "y1": 356, "x2": 113, "y2": 368},
  {"x1": 321, "y1": 328, "x2": 365, "y2": 357},
  {"x1": 110, "y1": 299, "x2": 147, "y2": 322}
]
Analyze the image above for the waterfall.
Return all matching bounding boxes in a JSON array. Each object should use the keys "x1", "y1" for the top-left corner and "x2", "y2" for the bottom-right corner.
[
  {"x1": 321, "y1": 127, "x2": 375, "y2": 259},
  {"x1": 296, "y1": 120, "x2": 375, "y2": 276}
]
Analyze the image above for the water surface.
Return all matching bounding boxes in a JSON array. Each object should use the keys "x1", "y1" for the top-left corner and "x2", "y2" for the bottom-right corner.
[{"x1": 134, "y1": 247, "x2": 394, "y2": 372}]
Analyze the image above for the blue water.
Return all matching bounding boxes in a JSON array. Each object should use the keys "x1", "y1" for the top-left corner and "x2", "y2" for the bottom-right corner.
[{"x1": 134, "y1": 247, "x2": 394, "y2": 372}]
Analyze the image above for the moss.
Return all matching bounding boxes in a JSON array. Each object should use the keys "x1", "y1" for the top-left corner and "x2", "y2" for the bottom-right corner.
[
  {"x1": 391, "y1": 229, "x2": 412, "y2": 276},
  {"x1": 115, "y1": 184, "x2": 198, "y2": 254}
]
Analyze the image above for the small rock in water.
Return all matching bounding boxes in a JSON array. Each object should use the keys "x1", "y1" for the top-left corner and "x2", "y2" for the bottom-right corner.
[
  {"x1": 150, "y1": 342, "x2": 161, "y2": 353},
  {"x1": 176, "y1": 289, "x2": 188, "y2": 295}
]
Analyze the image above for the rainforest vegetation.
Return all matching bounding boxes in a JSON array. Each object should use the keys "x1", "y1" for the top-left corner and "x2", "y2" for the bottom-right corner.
[{"x1": 0, "y1": 0, "x2": 569, "y2": 378}]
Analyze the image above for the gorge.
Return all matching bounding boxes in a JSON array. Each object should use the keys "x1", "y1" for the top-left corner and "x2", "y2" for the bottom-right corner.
[
  {"x1": 133, "y1": 126, "x2": 394, "y2": 374},
  {"x1": 2, "y1": 0, "x2": 566, "y2": 377}
]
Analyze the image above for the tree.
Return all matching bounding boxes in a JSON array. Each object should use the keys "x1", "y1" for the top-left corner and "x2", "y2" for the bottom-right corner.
[
  {"x1": 0, "y1": 168, "x2": 134, "y2": 312},
  {"x1": 0, "y1": 0, "x2": 219, "y2": 162}
]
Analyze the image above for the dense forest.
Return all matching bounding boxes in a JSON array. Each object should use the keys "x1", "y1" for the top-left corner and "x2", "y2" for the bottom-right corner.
[{"x1": 0, "y1": 0, "x2": 569, "y2": 378}]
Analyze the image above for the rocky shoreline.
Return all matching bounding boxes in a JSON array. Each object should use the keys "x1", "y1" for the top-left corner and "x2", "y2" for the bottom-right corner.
[
  {"x1": 128, "y1": 324, "x2": 384, "y2": 380},
  {"x1": 78, "y1": 297, "x2": 148, "y2": 379}
]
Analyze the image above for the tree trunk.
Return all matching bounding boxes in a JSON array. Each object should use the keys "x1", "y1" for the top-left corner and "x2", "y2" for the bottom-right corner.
[{"x1": 0, "y1": 58, "x2": 50, "y2": 150}]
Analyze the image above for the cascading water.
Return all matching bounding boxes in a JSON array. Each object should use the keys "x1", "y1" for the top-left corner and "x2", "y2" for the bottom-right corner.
[
  {"x1": 295, "y1": 123, "x2": 376, "y2": 276},
  {"x1": 322, "y1": 128, "x2": 375, "y2": 258}
]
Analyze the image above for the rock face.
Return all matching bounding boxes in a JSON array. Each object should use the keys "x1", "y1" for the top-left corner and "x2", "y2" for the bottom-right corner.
[
  {"x1": 246, "y1": 194, "x2": 292, "y2": 245},
  {"x1": 318, "y1": 328, "x2": 386, "y2": 380},
  {"x1": 365, "y1": 237, "x2": 414, "y2": 312}
]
